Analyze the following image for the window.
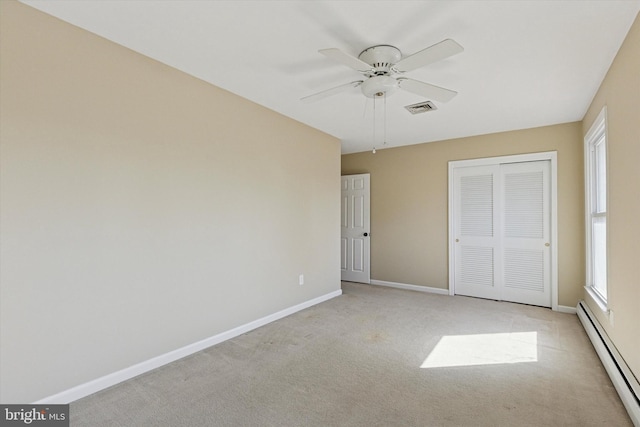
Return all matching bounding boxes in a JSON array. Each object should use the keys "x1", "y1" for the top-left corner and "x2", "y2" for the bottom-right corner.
[{"x1": 584, "y1": 107, "x2": 608, "y2": 309}]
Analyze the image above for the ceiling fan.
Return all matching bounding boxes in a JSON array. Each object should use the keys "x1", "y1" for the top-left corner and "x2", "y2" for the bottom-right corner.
[{"x1": 301, "y1": 39, "x2": 463, "y2": 104}]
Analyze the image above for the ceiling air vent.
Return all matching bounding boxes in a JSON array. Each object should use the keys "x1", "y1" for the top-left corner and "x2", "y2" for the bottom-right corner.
[{"x1": 405, "y1": 101, "x2": 438, "y2": 115}]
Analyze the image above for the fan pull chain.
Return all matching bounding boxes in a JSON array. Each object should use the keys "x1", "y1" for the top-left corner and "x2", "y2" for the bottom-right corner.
[
  {"x1": 372, "y1": 95, "x2": 377, "y2": 154},
  {"x1": 383, "y1": 92, "x2": 387, "y2": 147}
]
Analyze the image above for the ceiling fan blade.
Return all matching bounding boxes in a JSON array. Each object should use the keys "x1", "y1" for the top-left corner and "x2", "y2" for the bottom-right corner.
[
  {"x1": 319, "y1": 48, "x2": 373, "y2": 73},
  {"x1": 301, "y1": 81, "x2": 363, "y2": 103},
  {"x1": 394, "y1": 39, "x2": 463, "y2": 73},
  {"x1": 397, "y1": 78, "x2": 458, "y2": 103}
]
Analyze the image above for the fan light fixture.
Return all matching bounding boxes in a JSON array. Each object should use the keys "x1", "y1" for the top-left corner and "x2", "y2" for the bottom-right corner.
[{"x1": 360, "y1": 75, "x2": 399, "y2": 98}]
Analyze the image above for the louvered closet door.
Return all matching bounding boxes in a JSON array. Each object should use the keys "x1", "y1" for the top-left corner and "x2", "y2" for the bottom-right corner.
[
  {"x1": 452, "y1": 161, "x2": 551, "y2": 307},
  {"x1": 453, "y1": 165, "x2": 501, "y2": 300},
  {"x1": 500, "y1": 161, "x2": 551, "y2": 307}
]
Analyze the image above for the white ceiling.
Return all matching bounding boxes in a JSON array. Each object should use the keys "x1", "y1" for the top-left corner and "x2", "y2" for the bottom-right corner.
[{"x1": 21, "y1": 1, "x2": 640, "y2": 154}]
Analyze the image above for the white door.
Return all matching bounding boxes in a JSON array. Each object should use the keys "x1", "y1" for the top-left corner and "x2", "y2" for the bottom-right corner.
[
  {"x1": 452, "y1": 160, "x2": 551, "y2": 307},
  {"x1": 453, "y1": 164, "x2": 501, "y2": 300},
  {"x1": 500, "y1": 161, "x2": 551, "y2": 307},
  {"x1": 341, "y1": 174, "x2": 370, "y2": 283}
]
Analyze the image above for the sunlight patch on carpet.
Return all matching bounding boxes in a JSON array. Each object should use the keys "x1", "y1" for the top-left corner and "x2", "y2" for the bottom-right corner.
[{"x1": 421, "y1": 332, "x2": 538, "y2": 368}]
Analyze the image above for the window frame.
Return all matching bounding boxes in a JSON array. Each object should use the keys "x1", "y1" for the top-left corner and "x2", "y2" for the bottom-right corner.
[{"x1": 584, "y1": 106, "x2": 609, "y2": 311}]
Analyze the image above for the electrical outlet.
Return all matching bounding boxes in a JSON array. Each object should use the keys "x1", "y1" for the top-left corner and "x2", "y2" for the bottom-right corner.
[{"x1": 299, "y1": 274, "x2": 304, "y2": 286}]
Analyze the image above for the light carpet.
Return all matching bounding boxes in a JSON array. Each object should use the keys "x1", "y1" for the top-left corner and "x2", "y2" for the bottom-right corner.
[{"x1": 70, "y1": 282, "x2": 631, "y2": 426}]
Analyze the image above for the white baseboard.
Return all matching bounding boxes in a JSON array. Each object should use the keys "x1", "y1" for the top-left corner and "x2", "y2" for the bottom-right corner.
[
  {"x1": 370, "y1": 281, "x2": 573, "y2": 314},
  {"x1": 557, "y1": 305, "x2": 577, "y2": 314},
  {"x1": 371, "y1": 280, "x2": 576, "y2": 314},
  {"x1": 370, "y1": 279, "x2": 449, "y2": 296},
  {"x1": 34, "y1": 289, "x2": 342, "y2": 404},
  {"x1": 577, "y1": 301, "x2": 639, "y2": 425}
]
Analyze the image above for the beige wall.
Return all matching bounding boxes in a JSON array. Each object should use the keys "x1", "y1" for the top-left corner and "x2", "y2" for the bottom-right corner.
[
  {"x1": 342, "y1": 122, "x2": 585, "y2": 307},
  {"x1": 0, "y1": 1, "x2": 340, "y2": 403},
  {"x1": 582, "y1": 12, "x2": 640, "y2": 380}
]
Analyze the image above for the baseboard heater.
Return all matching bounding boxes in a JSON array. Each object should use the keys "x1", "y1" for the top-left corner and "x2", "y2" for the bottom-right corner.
[{"x1": 577, "y1": 301, "x2": 640, "y2": 426}]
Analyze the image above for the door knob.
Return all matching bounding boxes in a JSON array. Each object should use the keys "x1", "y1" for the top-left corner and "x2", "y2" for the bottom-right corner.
[{"x1": 363, "y1": 232, "x2": 369, "y2": 237}]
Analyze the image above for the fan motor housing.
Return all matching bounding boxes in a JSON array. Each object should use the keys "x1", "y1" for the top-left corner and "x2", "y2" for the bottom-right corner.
[{"x1": 358, "y1": 45, "x2": 402, "y2": 75}]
